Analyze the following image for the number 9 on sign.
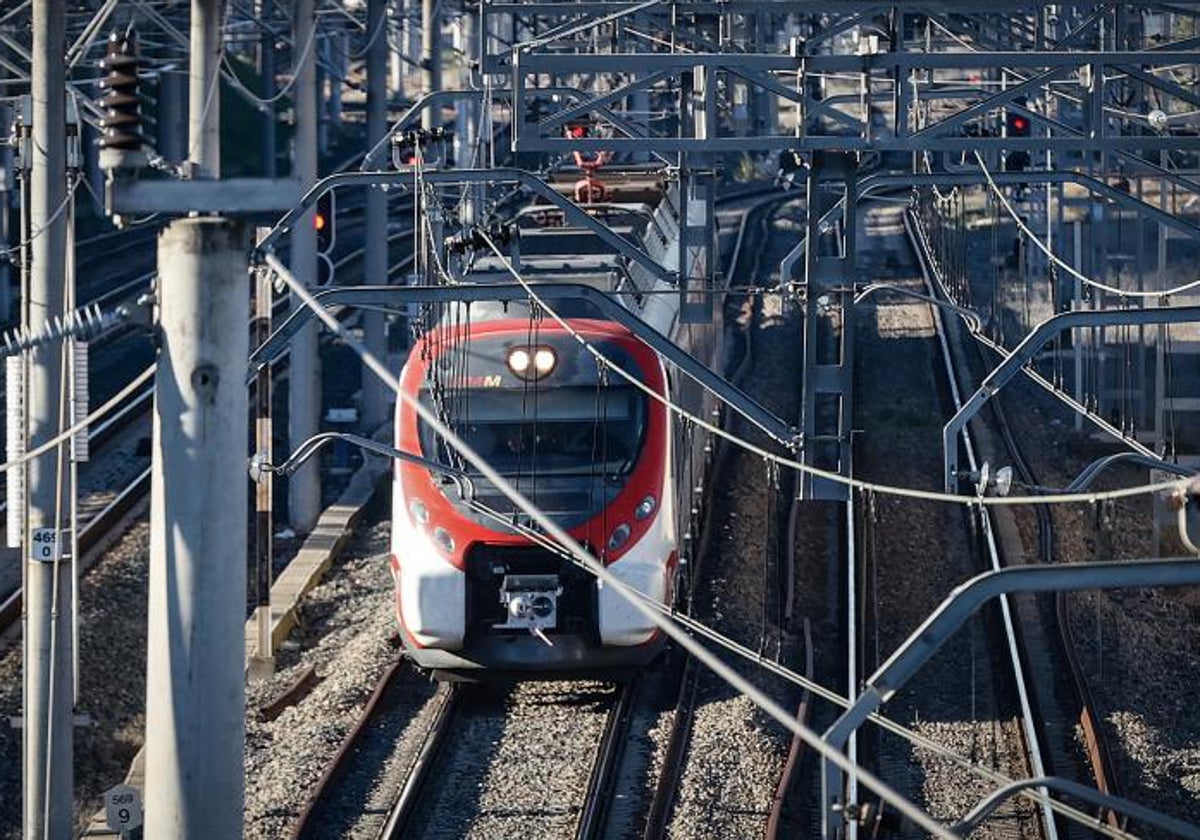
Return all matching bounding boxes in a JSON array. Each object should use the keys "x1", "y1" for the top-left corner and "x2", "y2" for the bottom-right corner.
[{"x1": 29, "y1": 529, "x2": 60, "y2": 563}]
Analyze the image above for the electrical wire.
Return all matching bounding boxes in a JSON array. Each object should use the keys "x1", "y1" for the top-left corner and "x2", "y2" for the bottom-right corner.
[
  {"x1": 0, "y1": 174, "x2": 80, "y2": 259},
  {"x1": 219, "y1": 14, "x2": 318, "y2": 107},
  {"x1": 267, "y1": 247, "x2": 1163, "y2": 838},
  {"x1": 975, "y1": 150, "x2": 1200, "y2": 299},
  {"x1": 461, "y1": 490, "x2": 1148, "y2": 840},
  {"x1": 470, "y1": 228, "x2": 1192, "y2": 509},
  {"x1": 265, "y1": 249, "x2": 956, "y2": 839}
]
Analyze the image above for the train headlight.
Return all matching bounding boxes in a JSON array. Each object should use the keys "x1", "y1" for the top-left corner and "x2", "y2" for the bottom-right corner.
[
  {"x1": 433, "y1": 527, "x2": 455, "y2": 555},
  {"x1": 607, "y1": 523, "x2": 631, "y2": 552},
  {"x1": 507, "y1": 348, "x2": 532, "y2": 376},
  {"x1": 507, "y1": 345, "x2": 557, "y2": 379},
  {"x1": 635, "y1": 495, "x2": 657, "y2": 521},
  {"x1": 409, "y1": 498, "x2": 429, "y2": 525},
  {"x1": 533, "y1": 347, "x2": 557, "y2": 375}
]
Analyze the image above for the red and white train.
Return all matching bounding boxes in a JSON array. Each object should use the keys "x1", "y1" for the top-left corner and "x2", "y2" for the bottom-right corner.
[{"x1": 389, "y1": 185, "x2": 721, "y2": 675}]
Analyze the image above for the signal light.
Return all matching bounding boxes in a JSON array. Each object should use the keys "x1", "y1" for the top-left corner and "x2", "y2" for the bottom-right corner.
[
  {"x1": 98, "y1": 30, "x2": 143, "y2": 167},
  {"x1": 315, "y1": 191, "x2": 333, "y2": 254},
  {"x1": 1005, "y1": 100, "x2": 1031, "y2": 138}
]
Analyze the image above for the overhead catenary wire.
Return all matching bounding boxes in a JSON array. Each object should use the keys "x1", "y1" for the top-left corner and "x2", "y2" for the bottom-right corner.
[
  {"x1": 974, "y1": 151, "x2": 1200, "y2": 299},
  {"x1": 262, "y1": 249, "x2": 957, "y2": 839},
  {"x1": 463, "y1": 490, "x2": 1154, "y2": 840},
  {"x1": 219, "y1": 13, "x2": 319, "y2": 107},
  {"x1": 467, "y1": 228, "x2": 1193, "y2": 510},
  {"x1": 263, "y1": 250, "x2": 1175, "y2": 839}
]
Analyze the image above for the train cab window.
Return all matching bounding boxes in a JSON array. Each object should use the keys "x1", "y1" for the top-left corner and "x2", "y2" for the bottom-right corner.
[{"x1": 419, "y1": 387, "x2": 646, "y2": 478}]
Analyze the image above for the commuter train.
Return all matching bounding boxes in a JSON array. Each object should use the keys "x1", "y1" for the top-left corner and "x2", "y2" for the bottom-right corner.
[{"x1": 389, "y1": 181, "x2": 723, "y2": 675}]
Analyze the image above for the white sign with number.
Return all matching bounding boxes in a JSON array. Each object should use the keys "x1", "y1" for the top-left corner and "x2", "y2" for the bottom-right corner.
[
  {"x1": 29, "y1": 529, "x2": 60, "y2": 563},
  {"x1": 104, "y1": 784, "x2": 143, "y2": 832}
]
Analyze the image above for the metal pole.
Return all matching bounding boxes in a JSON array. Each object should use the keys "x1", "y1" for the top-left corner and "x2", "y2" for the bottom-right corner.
[
  {"x1": 250, "y1": 241, "x2": 274, "y2": 676},
  {"x1": 144, "y1": 219, "x2": 249, "y2": 839},
  {"x1": 421, "y1": 0, "x2": 441, "y2": 131},
  {"x1": 189, "y1": 0, "x2": 221, "y2": 178},
  {"x1": 24, "y1": 2, "x2": 73, "y2": 836},
  {"x1": 157, "y1": 68, "x2": 186, "y2": 165},
  {"x1": 316, "y1": 34, "x2": 329, "y2": 157},
  {"x1": 0, "y1": 92, "x2": 12, "y2": 324},
  {"x1": 362, "y1": 0, "x2": 390, "y2": 430},
  {"x1": 260, "y1": 0, "x2": 277, "y2": 178},
  {"x1": 458, "y1": 8, "x2": 482, "y2": 224},
  {"x1": 289, "y1": 0, "x2": 322, "y2": 532}
]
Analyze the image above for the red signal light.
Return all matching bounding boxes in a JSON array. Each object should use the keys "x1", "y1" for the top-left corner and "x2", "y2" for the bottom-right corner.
[{"x1": 1012, "y1": 116, "x2": 1028, "y2": 132}]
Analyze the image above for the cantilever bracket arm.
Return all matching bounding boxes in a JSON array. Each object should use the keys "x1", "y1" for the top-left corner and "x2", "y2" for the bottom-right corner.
[
  {"x1": 246, "y1": 283, "x2": 797, "y2": 448},
  {"x1": 941, "y1": 305, "x2": 1200, "y2": 492},
  {"x1": 820, "y1": 558, "x2": 1200, "y2": 838},
  {"x1": 253, "y1": 432, "x2": 467, "y2": 481},
  {"x1": 859, "y1": 170, "x2": 1200, "y2": 242},
  {"x1": 853, "y1": 283, "x2": 984, "y2": 333},
  {"x1": 953, "y1": 776, "x2": 1200, "y2": 838},
  {"x1": 255, "y1": 168, "x2": 671, "y2": 283}
]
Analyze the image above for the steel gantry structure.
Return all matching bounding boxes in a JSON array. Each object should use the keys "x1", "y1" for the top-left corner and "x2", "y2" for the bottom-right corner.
[{"x1": 1, "y1": 2, "x2": 1199, "y2": 839}]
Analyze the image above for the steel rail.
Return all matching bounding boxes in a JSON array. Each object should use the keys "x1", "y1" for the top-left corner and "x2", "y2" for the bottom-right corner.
[
  {"x1": 984, "y1": 356, "x2": 1125, "y2": 831},
  {"x1": 765, "y1": 618, "x2": 813, "y2": 840},
  {"x1": 907, "y1": 205, "x2": 1058, "y2": 840},
  {"x1": 0, "y1": 464, "x2": 151, "y2": 635},
  {"x1": 574, "y1": 681, "x2": 637, "y2": 840},
  {"x1": 642, "y1": 192, "x2": 791, "y2": 838},
  {"x1": 377, "y1": 684, "x2": 462, "y2": 839},
  {"x1": 290, "y1": 657, "x2": 412, "y2": 839}
]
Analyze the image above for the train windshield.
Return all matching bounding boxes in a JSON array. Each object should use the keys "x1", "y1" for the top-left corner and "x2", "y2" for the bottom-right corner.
[{"x1": 419, "y1": 387, "x2": 647, "y2": 477}]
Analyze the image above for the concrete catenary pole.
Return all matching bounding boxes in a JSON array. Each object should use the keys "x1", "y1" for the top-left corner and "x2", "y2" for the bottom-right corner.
[
  {"x1": 143, "y1": 218, "x2": 249, "y2": 839},
  {"x1": 361, "y1": 0, "x2": 390, "y2": 429},
  {"x1": 24, "y1": 2, "x2": 74, "y2": 837},
  {"x1": 143, "y1": 4, "x2": 249, "y2": 836},
  {"x1": 421, "y1": 0, "x2": 441, "y2": 130},
  {"x1": 188, "y1": 0, "x2": 221, "y2": 177},
  {"x1": 289, "y1": 0, "x2": 322, "y2": 532}
]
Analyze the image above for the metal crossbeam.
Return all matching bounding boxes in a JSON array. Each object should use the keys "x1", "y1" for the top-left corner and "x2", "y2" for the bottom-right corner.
[
  {"x1": 256, "y1": 168, "x2": 674, "y2": 284},
  {"x1": 247, "y1": 283, "x2": 796, "y2": 447}
]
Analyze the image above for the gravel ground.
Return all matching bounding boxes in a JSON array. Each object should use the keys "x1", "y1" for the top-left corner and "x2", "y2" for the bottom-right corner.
[
  {"x1": 0, "y1": 520, "x2": 150, "y2": 840},
  {"x1": 244, "y1": 513, "x2": 402, "y2": 839},
  {"x1": 405, "y1": 680, "x2": 616, "y2": 839},
  {"x1": 852, "y1": 204, "x2": 1038, "y2": 838},
  {"x1": 955, "y1": 199, "x2": 1200, "y2": 829},
  {"x1": 663, "y1": 205, "x2": 803, "y2": 838}
]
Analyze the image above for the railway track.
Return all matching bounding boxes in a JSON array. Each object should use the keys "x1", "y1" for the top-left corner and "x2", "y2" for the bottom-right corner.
[
  {"x1": 800, "y1": 200, "x2": 1045, "y2": 840},
  {"x1": 0, "y1": 383, "x2": 153, "y2": 636},
  {"x1": 907, "y1": 193, "x2": 1129, "y2": 825},
  {"x1": 642, "y1": 193, "x2": 804, "y2": 838}
]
